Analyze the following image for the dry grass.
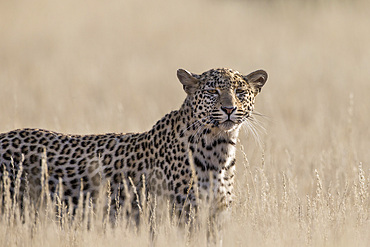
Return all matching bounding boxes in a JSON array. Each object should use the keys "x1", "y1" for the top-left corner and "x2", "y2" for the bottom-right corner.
[{"x1": 0, "y1": 0, "x2": 370, "y2": 246}]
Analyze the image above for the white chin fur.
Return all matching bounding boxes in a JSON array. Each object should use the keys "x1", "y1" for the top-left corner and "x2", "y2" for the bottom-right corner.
[{"x1": 219, "y1": 121, "x2": 238, "y2": 131}]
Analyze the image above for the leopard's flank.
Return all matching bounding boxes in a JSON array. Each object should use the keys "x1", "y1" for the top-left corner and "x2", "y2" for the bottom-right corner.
[{"x1": 0, "y1": 68, "x2": 268, "y2": 222}]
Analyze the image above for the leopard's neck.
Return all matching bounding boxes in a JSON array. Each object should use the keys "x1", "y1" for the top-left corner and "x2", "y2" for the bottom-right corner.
[
  {"x1": 167, "y1": 107, "x2": 239, "y2": 209},
  {"x1": 149, "y1": 105, "x2": 239, "y2": 177}
]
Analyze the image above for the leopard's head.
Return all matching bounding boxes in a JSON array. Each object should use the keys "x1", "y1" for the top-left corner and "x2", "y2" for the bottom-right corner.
[{"x1": 177, "y1": 68, "x2": 267, "y2": 132}]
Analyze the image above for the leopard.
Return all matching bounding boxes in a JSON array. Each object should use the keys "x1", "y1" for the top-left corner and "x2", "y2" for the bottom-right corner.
[{"x1": 0, "y1": 68, "x2": 267, "y2": 225}]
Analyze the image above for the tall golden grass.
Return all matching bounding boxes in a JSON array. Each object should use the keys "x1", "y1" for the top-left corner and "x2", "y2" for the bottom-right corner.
[{"x1": 0, "y1": 0, "x2": 369, "y2": 246}]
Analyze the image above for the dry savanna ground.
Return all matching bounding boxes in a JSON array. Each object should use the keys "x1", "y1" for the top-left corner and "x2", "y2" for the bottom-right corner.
[{"x1": 0, "y1": 0, "x2": 369, "y2": 246}]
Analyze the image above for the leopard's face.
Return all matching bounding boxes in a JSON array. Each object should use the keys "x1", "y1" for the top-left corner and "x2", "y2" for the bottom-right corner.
[{"x1": 178, "y1": 68, "x2": 268, "y2": 132}]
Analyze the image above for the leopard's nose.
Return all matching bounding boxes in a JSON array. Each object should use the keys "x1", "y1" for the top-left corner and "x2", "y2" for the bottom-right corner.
[{"x1": 221, "y1": 106, "x2": 236, "y2": 115}]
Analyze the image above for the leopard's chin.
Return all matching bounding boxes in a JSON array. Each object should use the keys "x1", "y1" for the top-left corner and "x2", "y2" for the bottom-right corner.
[{"x1": 219, "y1": 120, "x2": 238, "y2": 131}]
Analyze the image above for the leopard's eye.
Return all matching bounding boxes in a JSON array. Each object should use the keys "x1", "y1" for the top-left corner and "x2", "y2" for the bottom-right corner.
[
  {"x1": 236, "y1": 88, "x2": 246, "y2": 95},
  {"x1": 205, "y1": 89, "x2": 219, "y2": 95}
]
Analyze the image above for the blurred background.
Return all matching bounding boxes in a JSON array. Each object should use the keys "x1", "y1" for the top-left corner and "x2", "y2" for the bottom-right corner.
[{"x1": 0, "y1": 0, "x2": 369, "y2": 200}]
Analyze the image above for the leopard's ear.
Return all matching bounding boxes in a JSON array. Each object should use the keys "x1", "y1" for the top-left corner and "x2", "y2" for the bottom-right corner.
[
  {"x1": 177, "y1": 69, "x2": 199, "y2": 94},
  {"x1": 244, "y1": 70, "x2": 268, "y2": 95}
]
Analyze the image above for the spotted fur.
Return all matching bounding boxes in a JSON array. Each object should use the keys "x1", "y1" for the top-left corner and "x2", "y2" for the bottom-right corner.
[{"x1": 0, "y1": 68, "x2": 267, "y2": 221}]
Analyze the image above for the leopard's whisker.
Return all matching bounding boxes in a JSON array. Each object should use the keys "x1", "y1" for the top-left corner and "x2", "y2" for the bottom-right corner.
[{"x1": 242, "y1": 116, "x2": 264, "y2": 148}]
